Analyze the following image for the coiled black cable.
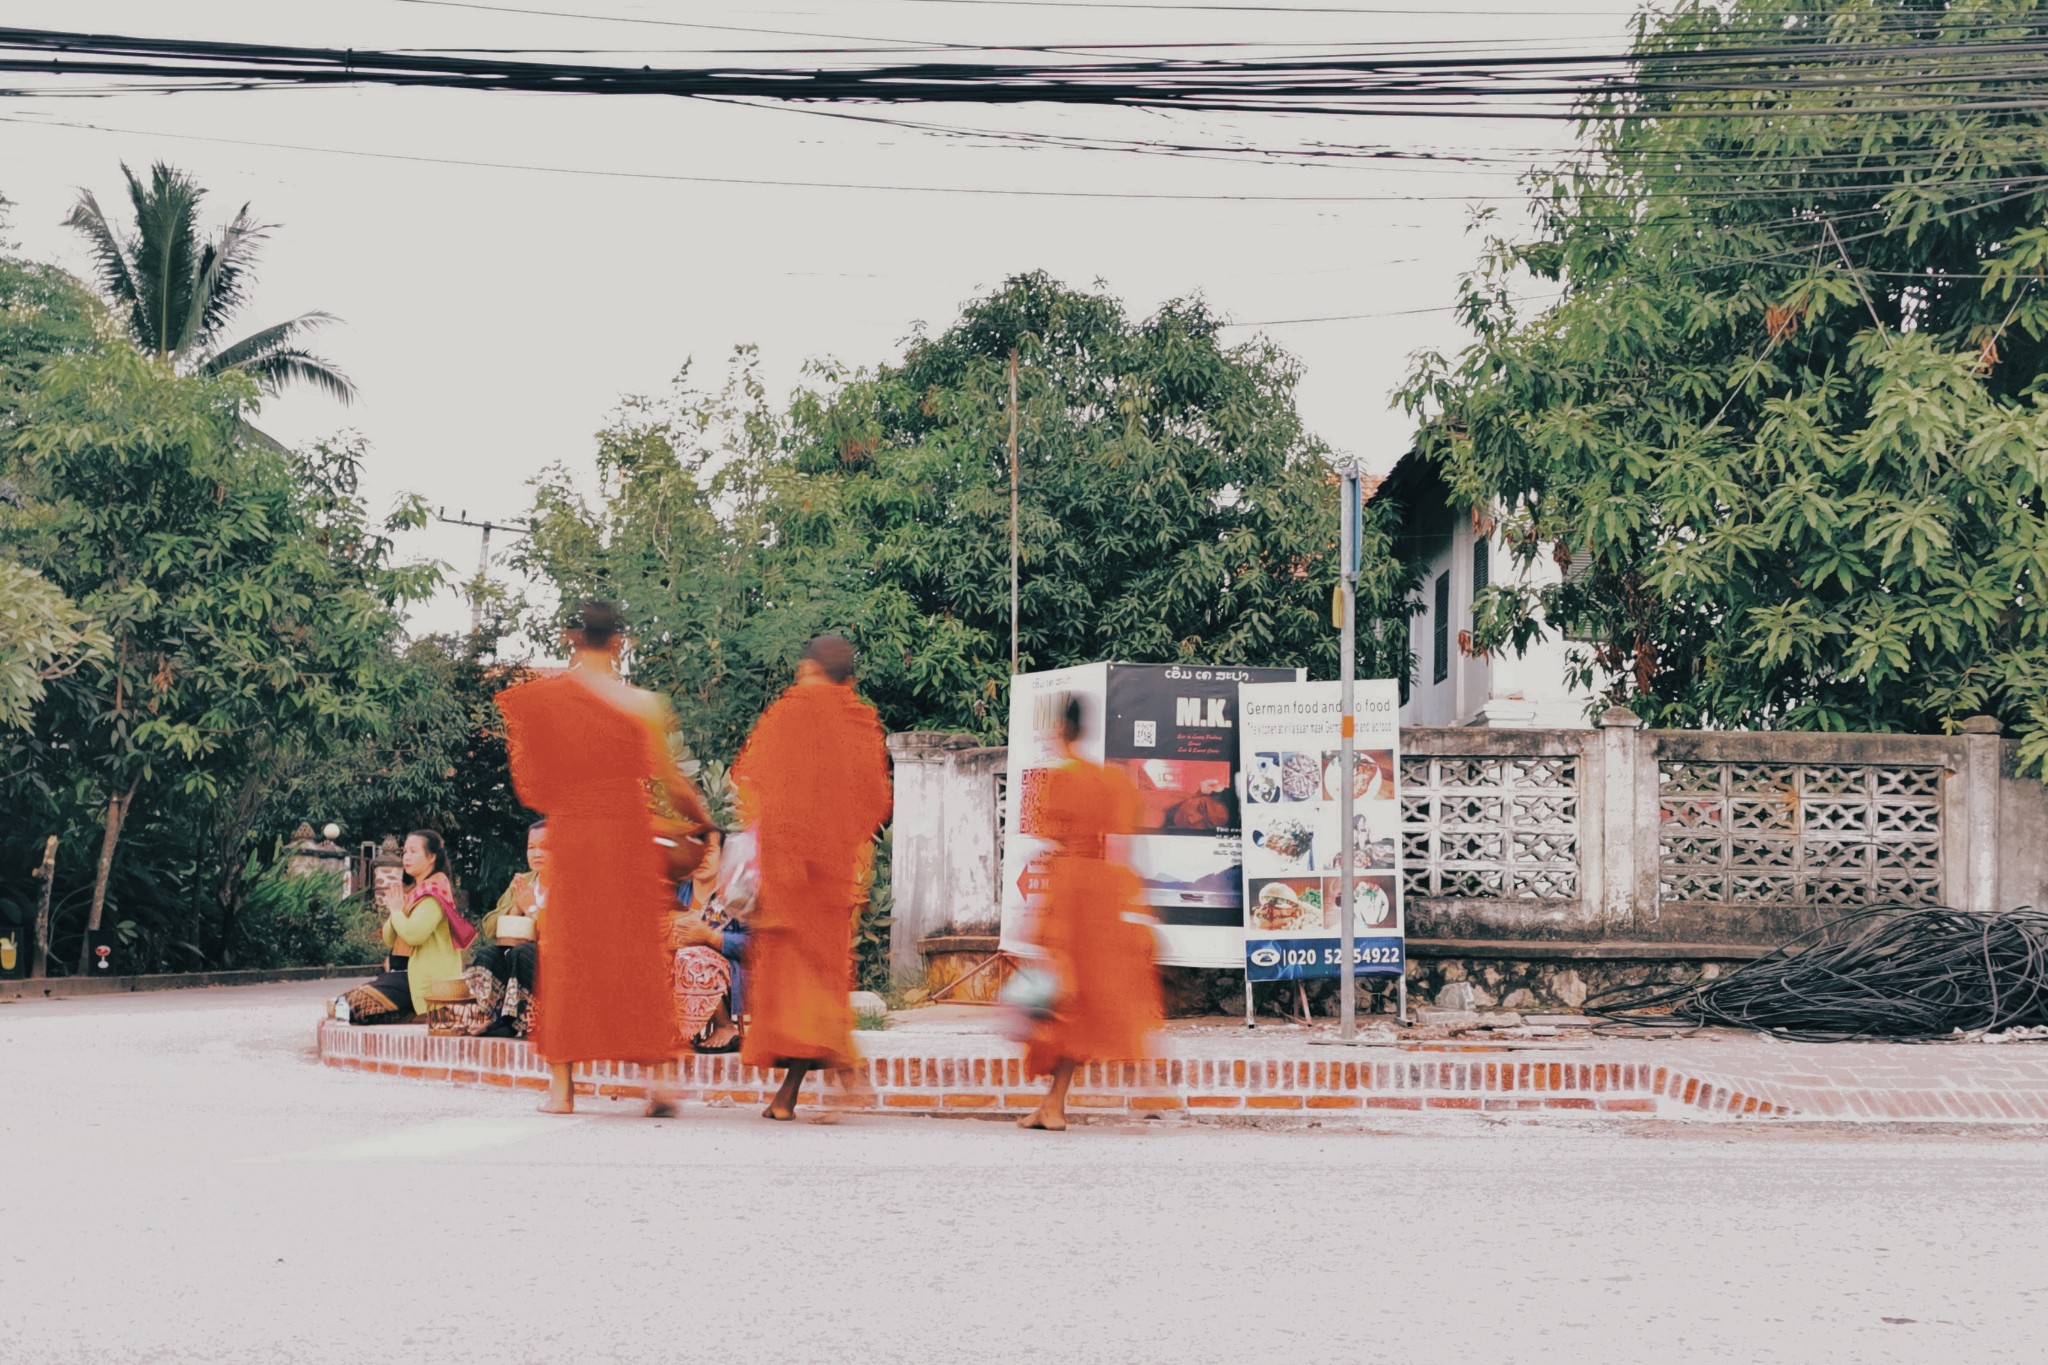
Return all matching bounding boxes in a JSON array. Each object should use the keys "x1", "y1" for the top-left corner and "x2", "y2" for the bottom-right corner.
[{"x1": 1584, "y1": 905, "x2": 2048, "y2": 1042}]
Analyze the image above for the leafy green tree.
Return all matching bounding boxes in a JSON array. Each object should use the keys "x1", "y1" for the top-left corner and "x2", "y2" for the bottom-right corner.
[
  {"x1": 778, "y1": 272, "x2": 1399, "y2": 738},
  {"x1": 2, "y1": 353, "x2": 429, "y2": 969},
  {"x1": 518, "y1": 350, "x2": 782, "y2": 760},
  {"x1": 1401, "y1": 0, "x2": 2048, "y2": 761},
  {"x1": 281, "y1": 623, "x2": 536, "y2": 912},
  {"x1": 66, "y1": 162, "x2": 354, "y2": 403},
  {"x1": 522, "y1": 276, "x2": 1408, "y2": 753}
]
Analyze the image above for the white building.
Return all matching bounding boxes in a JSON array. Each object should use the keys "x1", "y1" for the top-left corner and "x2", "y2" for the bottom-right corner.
[{"x1": 1371, "y1": 448, "x2": 1595, "y2": 729}]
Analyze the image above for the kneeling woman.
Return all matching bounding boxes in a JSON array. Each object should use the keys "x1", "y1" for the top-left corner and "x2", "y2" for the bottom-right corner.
[
  {"x1": 1018, "y1": 696, "x2": 1163, "y2": 1131},
  {"x1": 344, "y1": 830, "x2": 471, "y2": 1025}
]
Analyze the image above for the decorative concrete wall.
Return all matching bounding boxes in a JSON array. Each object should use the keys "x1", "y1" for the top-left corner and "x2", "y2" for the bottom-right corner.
[{"x1": 888, "y1": 711, "x2": 2048, "y2": 981}]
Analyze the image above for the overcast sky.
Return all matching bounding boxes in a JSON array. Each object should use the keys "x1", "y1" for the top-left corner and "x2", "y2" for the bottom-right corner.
[{"x1": 3, "y1": 0, "x2": 1642, "y2": 637}]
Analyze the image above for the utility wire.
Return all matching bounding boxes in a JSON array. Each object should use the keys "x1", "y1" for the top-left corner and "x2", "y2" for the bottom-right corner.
[
  {"x1": 13, "y1": 108, "x2": 2046, "y2": 215},
  {"x1": 15, "y1": 26, "x2": 2048, "y2": 120}
]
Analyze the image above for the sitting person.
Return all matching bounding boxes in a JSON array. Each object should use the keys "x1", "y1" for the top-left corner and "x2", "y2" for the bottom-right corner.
[
  {"x1": 670, "y1": 827, "x2": 748, "y2": 1053},
  {"x1": 467, "y1": 820, "x2": 548, "y2": 1038},
  {"x1": 344, "y1": 830, "x2": 473, "y2": 1025}
]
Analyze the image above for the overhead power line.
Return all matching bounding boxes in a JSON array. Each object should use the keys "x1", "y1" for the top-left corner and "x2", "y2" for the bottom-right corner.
[
  {"x1": 13, "y1": 110, "x2": 2044, "y2": 215},
  {"x1": 12, "y1": 25, "x2": 2048, "y2": 119}
]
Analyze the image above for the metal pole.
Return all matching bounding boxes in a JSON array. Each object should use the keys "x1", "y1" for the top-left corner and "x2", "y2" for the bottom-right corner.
[
  {"x1": 1008, "y1": 349, "x2": 1021, "y2": 675},
  {"x1": 1327, "y1": 464, "x2": 1359, "y2": 1039},
  {"x1": 1338, "y1": 462, "x2": 1359, "y2": 1041}
]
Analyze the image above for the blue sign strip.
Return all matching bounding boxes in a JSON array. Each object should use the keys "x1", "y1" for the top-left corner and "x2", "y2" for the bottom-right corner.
[{"x1": 1244, "y1": 936, "x2": 1405, "y2": 982}]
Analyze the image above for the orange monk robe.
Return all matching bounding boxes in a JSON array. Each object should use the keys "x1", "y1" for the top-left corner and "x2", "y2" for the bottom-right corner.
[
  {"x1": 1023, "y1": 760, "x2": 1164, "y2": 1078},
  {"x1": 734, "y1": 682, "x2": 892, "y2": 1071},
  {"x1": 495, "y1": 673, "x2": 681, "y2": 1066}
]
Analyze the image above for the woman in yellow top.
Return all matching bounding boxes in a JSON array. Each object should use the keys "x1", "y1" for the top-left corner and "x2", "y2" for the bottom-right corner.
[{"x1": 343, "y1": 830, "x2": 472, "y2": 1024}]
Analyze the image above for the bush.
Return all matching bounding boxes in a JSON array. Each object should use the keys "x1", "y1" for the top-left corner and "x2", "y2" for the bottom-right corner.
[
  {"x1": 854, "y1": 829, "x2": 894, "y2": 993},
  {"x1": 226, "y1": 857, "x2": 381, "y2": 970}
]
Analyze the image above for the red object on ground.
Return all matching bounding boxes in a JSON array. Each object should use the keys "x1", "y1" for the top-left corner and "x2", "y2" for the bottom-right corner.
[
  {"x1": 496, "y1": 673, "x2": 679, "y2": 1067},
  {"x1": 1020, "y1": 761, "x2": 1163, "y2": 1079},
  {"x1": 734, "y1": 681, "x2": 892, "y2": 1071}
]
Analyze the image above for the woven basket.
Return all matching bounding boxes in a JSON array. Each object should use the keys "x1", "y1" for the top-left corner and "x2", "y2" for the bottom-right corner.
[{"x1": 424, "y1": 977, "x2": 482, "y2": 1036}]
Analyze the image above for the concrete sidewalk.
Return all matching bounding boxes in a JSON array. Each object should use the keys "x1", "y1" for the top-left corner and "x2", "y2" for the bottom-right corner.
[{"x1": 318, "y1": 1001, "x2": 2048, "y2": 1124}]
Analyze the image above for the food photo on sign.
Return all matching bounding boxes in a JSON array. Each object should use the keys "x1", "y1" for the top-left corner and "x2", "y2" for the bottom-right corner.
[
  {"x1": 1322, "y1": 748, "x2": 1392, "y2": 803},
  {"x1": 1248, "y1": 750, "x2": 1324, "y2": 805},
  {"x1": 1247, "y1": 877, "x2": 1324, "y2": 932},
  {"x1": 1245, "y1": 808, "x2": 1316, "y2": 874},
  {"x1": 1314, "y1": 803, "x2": 1399, "y2": 873}
]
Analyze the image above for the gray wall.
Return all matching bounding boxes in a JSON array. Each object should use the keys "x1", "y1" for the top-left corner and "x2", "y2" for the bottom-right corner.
[{"x1": 888, "y1": 711, "x2": 2048, "y2": 969}]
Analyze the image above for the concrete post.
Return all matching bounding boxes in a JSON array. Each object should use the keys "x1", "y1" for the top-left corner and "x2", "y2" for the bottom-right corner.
[
  {"x1": 370, "y1": 836, "x2": 404, "y2": 920},
  {"x1": 1958, "y1": 715, "x2": 2002, "y2": 914},
  {"x1": 1594, "y1": 705, "x2": 1645, "y2": 934}
]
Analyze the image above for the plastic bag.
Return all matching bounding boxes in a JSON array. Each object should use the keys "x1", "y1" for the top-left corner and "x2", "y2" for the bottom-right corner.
[
  {"x1": 996, "y1": 963, "x2": 1062, "y2": 1041},
  {"x1": 714, "y1": 826, "x2": 762, "y2": 919}
]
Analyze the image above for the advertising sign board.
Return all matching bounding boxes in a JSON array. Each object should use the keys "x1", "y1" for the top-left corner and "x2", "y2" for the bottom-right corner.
[
  {"x1": 999, "y1": 662, "x2": 1298, "y2": 968},
  {"x1": 1237, "y1": 678, "x2": 1405, "y2": 981}
]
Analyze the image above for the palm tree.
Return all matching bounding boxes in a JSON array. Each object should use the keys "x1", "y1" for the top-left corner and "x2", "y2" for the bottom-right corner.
[{"x1": 65, "y1": 161, "x2": 355, "y2": 403}]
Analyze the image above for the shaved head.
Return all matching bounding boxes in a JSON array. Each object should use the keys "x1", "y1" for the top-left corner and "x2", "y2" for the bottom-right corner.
[{"x1": 802, "y1": 633, "x2": 857, "y2": 684}]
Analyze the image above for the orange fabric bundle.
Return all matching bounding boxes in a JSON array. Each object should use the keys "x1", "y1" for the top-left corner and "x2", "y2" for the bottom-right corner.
[
  {"x1": 733, "y1": 682, "x2": 892, "y2": 1070},
  {"x1": 496, "y1": 673, "x2": 681, "y2": 1066},
  {"x1": 1021, "y1": 761, "x2": 1163, "y2": 1078}
]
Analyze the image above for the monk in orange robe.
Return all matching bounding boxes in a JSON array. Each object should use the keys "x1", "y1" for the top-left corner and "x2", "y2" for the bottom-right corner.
[
  {"x1": 496, "y1": 600, "x2": 711, "y2": 1117},
  {"x1": 734, "y1": 634, "x2": 892, "y2": 1121},
  {"x1": 1019, "y1": 693, "x2": 1163, "y2": 1131}
]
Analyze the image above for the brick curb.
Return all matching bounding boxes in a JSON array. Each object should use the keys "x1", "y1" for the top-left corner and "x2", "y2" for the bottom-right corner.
[
  {"x1": 3, "y1": 963, "x2": 381, "y2": 1003},
  {"x1": 316, "y1": 1020, "x2": 1944, "y2": 1122}
]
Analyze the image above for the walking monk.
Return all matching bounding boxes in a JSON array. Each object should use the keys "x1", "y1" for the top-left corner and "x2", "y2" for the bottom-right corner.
[
  {"x1": 495, "y1": 600, "x2": 712, "y2": 1116},
  {"x1": 734, "y1": 634, "x2": 892, "y2": 1121},
  {"x1": 1018, "y1": 694, "x2": 1162, "y2": 1131}
]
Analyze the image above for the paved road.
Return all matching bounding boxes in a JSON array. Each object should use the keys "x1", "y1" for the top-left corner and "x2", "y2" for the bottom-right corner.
[{"x1": 5, "y1": 982, "x2": 2047, "y2": 1365}]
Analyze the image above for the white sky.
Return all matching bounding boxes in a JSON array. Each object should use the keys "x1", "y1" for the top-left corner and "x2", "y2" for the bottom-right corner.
[{"x1": 2, "y1": 0, "x2": 1642, "y2": 636}]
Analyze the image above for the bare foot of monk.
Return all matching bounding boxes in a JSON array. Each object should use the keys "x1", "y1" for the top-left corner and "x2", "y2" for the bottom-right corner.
[
  {"x1": 1017, "y1": 1108, "x2": 1067, "y2": 1132},
  {"x1": 762, "y1": 1062, "x2": 809, "y2": 1122},
  {"x1": 645, "y1": 1085, "x2": 680, "y2": 1119},
  {"x1": 539, "y1": 1063, "x2": 575, "y2": 1115}
]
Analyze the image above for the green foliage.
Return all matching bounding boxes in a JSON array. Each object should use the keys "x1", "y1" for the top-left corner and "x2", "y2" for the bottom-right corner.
[
  {"x1": 520, "y1": 275, "x2": 1405, "y2": 755},
  {"x1": 6, "y1": 357, "x2": 412, "y2": 798},
  {"x1": 282, "y1": 626, "x2": 535, "y2": 910},
  {"x1": 0, "y1": 560, "x2": 108, "y2": 730},
  {"x1": 852, "y1": 1006, "x2": 892, "y2": 1032},
  {"x1": 1400, "y1": 0, "x2": 2048, "y2": 761},
  {"x1": 0, "y1": 344, "x2": 434, "y2": 970},
  {"x1": 226, "y1": 858, "x2": 381, "y2": 970},
  {"x1": 0, "y1": 254, "x2": 102, "y2": 423},
  {"x1": 517, "y1": 350, "x2": 782, "y2": 759},
  {"x1": 65, "y1": 161, "x2": 354, "y2": 402},
  {"x1": 855, "y1": 828, "x2": 894, "y2": 993}
]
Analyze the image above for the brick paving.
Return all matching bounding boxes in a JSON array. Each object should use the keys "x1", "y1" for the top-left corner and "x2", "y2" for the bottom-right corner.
[{"x1": 315, "y1": 1013, "x2": 2048, "y2": 1123}]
